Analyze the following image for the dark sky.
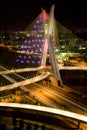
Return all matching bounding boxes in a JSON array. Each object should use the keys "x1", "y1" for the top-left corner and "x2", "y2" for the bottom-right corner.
[{"x1": 0, "y1": 0, "x2": 87, "y2": 31}]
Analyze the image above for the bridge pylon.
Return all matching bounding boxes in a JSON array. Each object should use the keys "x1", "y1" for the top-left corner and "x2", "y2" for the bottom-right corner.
[{"x1": 47, "y1": 5, "x2": 63, "y2": 86}]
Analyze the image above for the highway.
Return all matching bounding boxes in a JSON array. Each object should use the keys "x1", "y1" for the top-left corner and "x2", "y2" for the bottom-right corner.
[
  {"x1": 0, "y1": 65, "x2": 50, "y2": 92},
  {"x1": 23, "y1": 84, "x2": 63, "y2": 108},
  {"x1": 0, "y1": 64, "x2": 87, "y2": 129},
  {"x1": 0, "y1": 65, "x2": 62, "y2": 108},
  {"x1": 22, "y1": 83, "x2": 87, "y2": 129},
  {"x1": 17, "y1": 77, "x2": 87, "y2": 129},
  {"x1": 25, "y1": 83, "x2": 87, "y2": 114},
  {"x1": 0, "y1": 65, "x2": 87, "y2": 115},
  {"x1": 1, "y1": 65, "x2": 87, "y2": 129},
  {"x1": 0, "y1": 71, "x2": 50, "y2": 91},
  {"x1": 0, "y1": 102, "x2": 87, "y2": 124},
  {"x1": 59, "y1": 66, "x2": 87, "y2": 70},
  {"x1": 1, "y1": 64, "x2": 87, "y2": 76}
]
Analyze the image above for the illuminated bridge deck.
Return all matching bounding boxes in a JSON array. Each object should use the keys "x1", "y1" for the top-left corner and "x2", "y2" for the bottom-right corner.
[
  {"x1": 0, "y1": 103, "x2": 87, "y2": 130},
  {"x1": 0, "y1": 102, "x2": 86, "y2": 122}
]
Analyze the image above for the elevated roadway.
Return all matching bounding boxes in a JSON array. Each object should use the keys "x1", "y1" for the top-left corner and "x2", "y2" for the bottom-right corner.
[
  {"x1": 0, "y1": 102, "x2": 87, "y2": 128},
  {"x1": 0, "y1": 71, "x2": 50, "y2": 92},
  {"x1": 0, "y1": 65, "x2": 46, "y2": 75},
  {"x1": 59, "y1": 66, "x2": 87, "y2": 70},
  {"x1": 1, "y1": 66, "x2": 87, "y2": 75}
]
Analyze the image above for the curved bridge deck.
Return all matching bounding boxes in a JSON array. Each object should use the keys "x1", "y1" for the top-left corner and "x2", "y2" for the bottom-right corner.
[{"x1": 0, "y1": 103, "x2": 87, "y2": 126}]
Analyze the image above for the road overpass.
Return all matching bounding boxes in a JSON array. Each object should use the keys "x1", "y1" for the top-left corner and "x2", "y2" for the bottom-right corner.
[
  {"x1": 0, "y1": 65, "x2": 46, "y2": 75},
  {"x1": 0, "y1": 71, "x2": 50, "y2": 92},
  {"x1": 0, "y1": 102, "x2": 87, "y2": 129},
  {"x1": 59, "y1": 66, "x2": 87, "y2": 70}
]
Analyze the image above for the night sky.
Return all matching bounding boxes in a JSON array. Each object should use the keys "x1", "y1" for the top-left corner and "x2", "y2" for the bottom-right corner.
[{"x1": 0, "y1": 0, "x2": 87, "y2": 31}]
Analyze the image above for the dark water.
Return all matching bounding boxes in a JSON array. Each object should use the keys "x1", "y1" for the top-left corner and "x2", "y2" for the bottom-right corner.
[{"x1": 60, "y1": 70, "x2": 87, "y2": 95}]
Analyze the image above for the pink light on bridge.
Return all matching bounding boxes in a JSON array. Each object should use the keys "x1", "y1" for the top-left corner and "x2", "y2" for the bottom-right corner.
[{"x1": 42, "y1": 10, "x2": 48, "y2": 23}]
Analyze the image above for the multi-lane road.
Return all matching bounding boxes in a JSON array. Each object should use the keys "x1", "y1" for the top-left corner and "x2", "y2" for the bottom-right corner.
[
  {"x1": 24, "y1": 82, "x2": 87, "y2": 114},
  {"x1": 23, "y1": 82, "x2": 87, "y2": 129},
  {"x1": 0, "y1": 65, "x2": 87, "y2": 129}
]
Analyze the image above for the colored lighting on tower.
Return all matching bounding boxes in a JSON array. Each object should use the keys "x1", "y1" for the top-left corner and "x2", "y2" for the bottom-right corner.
[
  {"x1": 15, "y1": 9, "x2": 49, "y2": 67},
  {"x1": 42, "y1": 10, "x2": 47, "y2": 23}
]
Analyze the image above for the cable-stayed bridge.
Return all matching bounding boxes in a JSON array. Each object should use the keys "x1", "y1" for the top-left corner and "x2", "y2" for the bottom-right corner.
[
  {"x1": 0, "y1": 5, "x2": 63, "y2": 90},
  {"x1": 0, "y1": 5, "x2": 87, "y2": 129},
  {"x1": 0, "y1": 5, "x2": 86, "y2": 87}
]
